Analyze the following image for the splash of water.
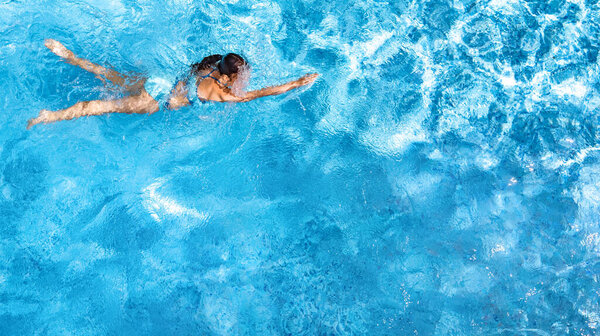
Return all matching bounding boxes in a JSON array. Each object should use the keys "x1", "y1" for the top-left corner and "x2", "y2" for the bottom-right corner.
[{"x1": 231, "y1": 64, "x2": 251, "y2": 97}]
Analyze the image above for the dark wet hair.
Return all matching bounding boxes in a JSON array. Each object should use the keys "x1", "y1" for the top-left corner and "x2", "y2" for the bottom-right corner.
[
  {"x1": 218, "y1": 53, "x2": 247, "y2": 76},
  {"x1": 190, "y1": 53, "x2": 248, "y2": 76},
  {"x1": 190, "y1": 54, "x2": 221, "y2": 75}
]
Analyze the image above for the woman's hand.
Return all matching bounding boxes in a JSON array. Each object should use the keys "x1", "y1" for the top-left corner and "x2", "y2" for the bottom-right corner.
[
  {"x1": 166, "y1": 80, "x2": 191, "y2": 110},
  {"x1": 296, "y1": 73, "x2": 319, "y2": 86},
  {"x1": 44, "y1": 39, "x2": 75, "y2": 60}
]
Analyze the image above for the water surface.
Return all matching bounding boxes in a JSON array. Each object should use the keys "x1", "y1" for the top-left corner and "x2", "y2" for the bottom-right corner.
[{"x1": 1, "y1": 0, "x2": 600, "y2": 334}]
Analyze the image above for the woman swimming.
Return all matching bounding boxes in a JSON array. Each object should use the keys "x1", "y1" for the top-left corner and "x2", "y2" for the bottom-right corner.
[{"x1": 27, "y1": 39, "x2": 319, "y2": 129}]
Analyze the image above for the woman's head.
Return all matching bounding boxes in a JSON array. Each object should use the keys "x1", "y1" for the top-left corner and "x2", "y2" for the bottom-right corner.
[
  {"x1": 190, "y1": 53, "x2": 249, "y2": 76},
  {"x1": 219, "y1": 53, "x2": 251, "y2": 96},
  {"x1": 217, "y1": 53, "x2": 247, "y2": 76},
  {"x1": 191, "y1": 53, "x2": 251, "y2": 96}
]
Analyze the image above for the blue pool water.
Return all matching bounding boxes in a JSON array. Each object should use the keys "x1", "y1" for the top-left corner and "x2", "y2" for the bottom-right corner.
[{"x1": 1, "y1": 0, "x2": 600, "y2": 334}]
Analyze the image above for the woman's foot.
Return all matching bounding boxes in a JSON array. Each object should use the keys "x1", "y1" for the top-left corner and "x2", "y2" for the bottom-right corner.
[
  {"x1": 27, "y1": 117, "x2": 39, "y2": 130},
  {"x1": 27, "y1": 110, "x2": 52, "y2": 129},
  {"x1": 44, "y1": 39, "x2": 75, "y2": 60}
]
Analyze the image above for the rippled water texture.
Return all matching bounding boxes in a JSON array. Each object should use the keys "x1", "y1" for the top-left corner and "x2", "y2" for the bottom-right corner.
[{"x1": 1, "y1": 0, "x2": 600, "y2": 334}]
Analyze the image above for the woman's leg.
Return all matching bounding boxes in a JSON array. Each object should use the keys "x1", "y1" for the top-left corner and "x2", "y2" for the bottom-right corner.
[
  {"x1": 27, "y1": 92, "x2": 158, "y2": 129},
  {"x1": 44, "y1": 39, "x2": 143, "y2": 91}
]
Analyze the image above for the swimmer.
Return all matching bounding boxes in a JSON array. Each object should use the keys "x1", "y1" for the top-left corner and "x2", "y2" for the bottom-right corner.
[{"x1": 27, "y1": 39, "x2": 319, "y2": 129}]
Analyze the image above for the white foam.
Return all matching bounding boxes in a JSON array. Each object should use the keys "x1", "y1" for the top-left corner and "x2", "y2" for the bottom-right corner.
[
  {"x1": 142, "y1": 178, "x2": 209, "y2": 224},
  {"x1": 579, "y1": 308, "x2": 600, "y2": 329},
  {"x1": 475, "y1": 152, "x2": 499, "y2": 170},
  {"x1": 436, "y1": 83, "x2": 495, "y2": 136},
  {"x1": 343, "y1": 31, "x2": 394, "y2": 75},
  {"x1": 499, "y1": 68, "x2": 518, "y2": 88},
  {"x1": 528, "y1": 71, "x2": 550, "y2": 102},
  {"x1": 231, "y1": 64, "x2": 251, "y2": 97},
  {"x1": 583, "y1": 233, "x2": 600, "y2": 254},
  {"x1": 572, "y1": 164, "x2": 600, "y2": 233},
  {"x1": 553, "y1": 78, "x2": 589, "y2": 98},
  {"x1": 542, "y1": 146, "x2": 600, "y2": 169},
  {"x1": 488, "y1": 0, "x2": 520, "y2": 13},
  {"x1": 485, "y1": 232, "x2": 518, "y2": 258},
  {"x1": 359, "y1": 115, "x2": 428, "y2": 156},
  {"x1": 390, "y1": 128, "x2": 427, "y2": 151},
  {"x1": 411, "y1": 41, "x2": 436, "y2": 109},
  {"x1": 316, "y1": 109, "x2": 354, "y2": 136},
  {"x1": 448, "y1": 21, "x2": 465, "y2": 44},
  {"x1": 83, "y1": 0, "x2": 126, "y2": 14}
]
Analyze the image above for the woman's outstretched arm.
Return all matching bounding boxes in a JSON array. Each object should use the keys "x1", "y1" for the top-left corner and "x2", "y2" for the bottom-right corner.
[{"x1": 235, "y1": 73, "x2": 319, "y2": 102}]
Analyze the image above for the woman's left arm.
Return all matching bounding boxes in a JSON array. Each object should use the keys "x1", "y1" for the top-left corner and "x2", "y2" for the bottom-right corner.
[{"x1": 166, "y1": 80, "x2": 191, "y2": 109}]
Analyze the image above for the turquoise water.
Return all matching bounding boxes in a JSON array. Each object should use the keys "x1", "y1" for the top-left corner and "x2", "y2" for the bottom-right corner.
[{"x1": 1, "y1": 0, "x2": 600, "y2": 334}]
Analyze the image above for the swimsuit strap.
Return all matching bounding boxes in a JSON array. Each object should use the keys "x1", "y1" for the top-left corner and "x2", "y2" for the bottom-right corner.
[
  {"x1": 199, "y1": 67, "x2": 230, "y2": 88},
  {"x1": 198, "y1": 68, "x2": 217, "y2": 79},
  {"x1": 186, "y1": 66, "x2": 231, "y2": 105}
]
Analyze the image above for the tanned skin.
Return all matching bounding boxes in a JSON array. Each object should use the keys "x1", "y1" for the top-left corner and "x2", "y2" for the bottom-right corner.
[{"x1": 27, "y1": 39, "x2": 319, "y2": 129}]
